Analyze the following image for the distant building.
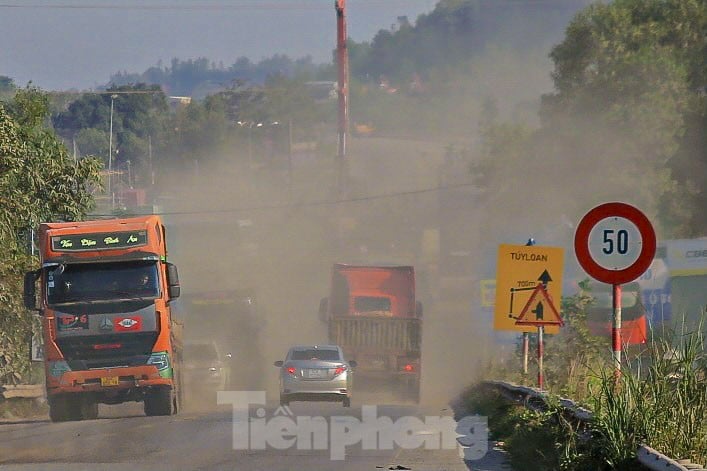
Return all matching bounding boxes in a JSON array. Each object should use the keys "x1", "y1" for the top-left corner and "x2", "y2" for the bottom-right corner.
[
  {"x1": 304, "y1": 81, "x2": 337, "y2": 103},
  {"x1": 168, "y1": 96, "x2": 192, "y2": 110}
]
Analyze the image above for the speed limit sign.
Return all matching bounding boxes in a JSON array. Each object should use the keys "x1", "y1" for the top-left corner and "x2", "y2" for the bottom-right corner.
[{"x1": 574, "y1": 202, "x2": 656, "y2": 284}]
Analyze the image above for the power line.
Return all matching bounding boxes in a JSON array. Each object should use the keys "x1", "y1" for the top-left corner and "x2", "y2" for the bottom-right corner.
[
  {"x1": 93, "y1": 181, "x2": 477, "y2": 217},
  {"x1": 0, "y1": 1, "x2": 431, "y2": 11},
  {"x1": 0, "y1": 0, "x2": 574, "y2": 10}
]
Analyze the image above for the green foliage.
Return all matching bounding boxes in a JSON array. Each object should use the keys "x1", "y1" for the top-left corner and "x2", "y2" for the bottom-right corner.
[
  {"x1": 0, "y1": 87, "x2": 102, "y2": 383},
  {"x1": 109, "y1": 55, "x2": 330, "y2": 98},
  {"x1": 540, "y1": 0, "x2": 707, "y2": 237},
  {"x1": 0, "y1": 76, "x2": 15, "y2": 98},
  {"x1": 589, "y1": 327, "x2": 707, "y2": 467},
  {"x1": 53, "y1": 84, "x2": 168, "y2": 186},
  {"x1": 464, "y1": 385, "x2": 593, "y2": 471},
  {"x1": 74, "y1": 127, "x2": 109, "y2": 158}
]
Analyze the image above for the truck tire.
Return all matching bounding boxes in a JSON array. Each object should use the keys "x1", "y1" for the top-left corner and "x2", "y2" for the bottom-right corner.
[
  {"x1": 407, "y1": 378, "x2": 420, "y2": 403},
  {"x1": 342, "y1": 397, "x2": 351, "y2": 408},
  {"x1": 80, "y1": 395, "x2": 99, "y2": 420},
  {"x1": 49, "y1": 395, "x2": 81, "y2": 422},
  {"x1": 175, "y1": 371, "x2": 183, "y2": 414},
  {"x1": 144, "y1": 387, "x2": 174, "y2": 416}
]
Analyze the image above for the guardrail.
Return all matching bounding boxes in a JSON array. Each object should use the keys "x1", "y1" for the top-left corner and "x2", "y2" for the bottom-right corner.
[{"x1": 482, "y1": 380, "x2": 705, "y2": 471}]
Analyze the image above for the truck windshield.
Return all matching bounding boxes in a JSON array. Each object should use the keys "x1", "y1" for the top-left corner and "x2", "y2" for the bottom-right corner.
[
  {"x1": 354, "y1": 296, "x2": 391, "y2": 313},
  {"x1": 47, "y1": 261, "x2": 159, "y2": 304}
]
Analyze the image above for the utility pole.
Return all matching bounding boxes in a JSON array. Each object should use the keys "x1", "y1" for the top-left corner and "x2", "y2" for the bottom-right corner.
[
  {"x1": 149, "y1": 135, "x2": 154, "y2": 186},
  {"x1": 335, "y1": 0, "x2": 350, "y2": 203},
  {"x1": 335, "y1": 0, "x2": 349, "y2": 160},
  {"x1": 108, "y1": 94, "x2": 118, "y2": 208},
  {"x1": 288, "y1": 118, "x2": 293, "y2": 200}
]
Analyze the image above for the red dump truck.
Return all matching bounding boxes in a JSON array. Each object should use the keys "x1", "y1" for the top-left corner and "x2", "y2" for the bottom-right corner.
[
  {"x1": 319, "y1": 264, "x2": 422, "y2": 401},
  {"x1": 23, "y1": 215, "x2": 183, "y2": 421}
]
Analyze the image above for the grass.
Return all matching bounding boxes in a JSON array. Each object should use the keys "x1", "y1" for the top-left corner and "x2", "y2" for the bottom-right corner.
[
  {"x1": 469, "y1": 288, "x2": 707, "y2": 469},
  {"x1": 0, "y1": 397, "x2": 47, "y2": 421},
  {"x1": 589, "y1": 327, "x2": 707, "y2": 467}
]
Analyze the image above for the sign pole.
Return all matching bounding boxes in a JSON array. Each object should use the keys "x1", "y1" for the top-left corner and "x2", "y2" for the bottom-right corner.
[
  {"x1": 522, "y1": 332, "x2": 529, "y2": 375},
  {"x1": 537, "y1": 325, "x2": 544, "y2": 389},
  {"x1": 612, "y1": 283, "x2": 622, "y2": 375},
  {"x1": 522, "y1": 237, "x2": 534, "y2": 376}
]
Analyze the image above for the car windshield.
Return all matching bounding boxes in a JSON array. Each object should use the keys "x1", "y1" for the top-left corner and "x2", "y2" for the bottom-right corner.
[
  {"x1": 290, "y1": 349, "x2": 340, "y2": 361},
  {"x1": 47, "y1": 261, "x2": 160, "y2": 305}
]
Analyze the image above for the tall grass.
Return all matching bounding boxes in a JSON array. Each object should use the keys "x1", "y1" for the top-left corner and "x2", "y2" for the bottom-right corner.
[{"x1": 590, "y1": 322, "x2": 707, "y2": 467}]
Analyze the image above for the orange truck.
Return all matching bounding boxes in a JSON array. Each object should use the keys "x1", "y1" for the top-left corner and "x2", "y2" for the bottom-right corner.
[
  {"x1": 23, "y1": 215, "x2": 183, "y2": 421},
  {"x1": 320, "y1": 264, "x2": 423, "y2": 400}
]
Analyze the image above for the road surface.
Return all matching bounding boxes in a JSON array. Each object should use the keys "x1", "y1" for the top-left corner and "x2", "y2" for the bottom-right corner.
[{"x1": 0, "y1": 393, "x2": 509, "y2": 471}]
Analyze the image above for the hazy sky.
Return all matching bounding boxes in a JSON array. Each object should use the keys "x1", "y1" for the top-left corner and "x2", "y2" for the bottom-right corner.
[{"x1": 0, "y1": 0, "x2": 437, "y2": 90}]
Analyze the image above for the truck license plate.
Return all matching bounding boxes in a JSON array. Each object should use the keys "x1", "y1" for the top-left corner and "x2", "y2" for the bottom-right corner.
[{"x1": 101, "y1": 376, "x2": 119, "y2": 386}]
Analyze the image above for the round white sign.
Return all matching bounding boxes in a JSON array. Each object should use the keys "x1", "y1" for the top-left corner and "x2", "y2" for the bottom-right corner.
[{"x1": 587, "y1": 216, "x2": 643, "y2": 271}]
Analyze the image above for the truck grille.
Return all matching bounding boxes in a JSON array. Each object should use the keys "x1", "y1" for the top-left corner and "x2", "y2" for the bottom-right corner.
[
  {"x1": 57, "y1": 332, "x2": 158, "y2": 370},
  {"x1": 329, "y1": 317, "x2": 421, "y2": 352}
]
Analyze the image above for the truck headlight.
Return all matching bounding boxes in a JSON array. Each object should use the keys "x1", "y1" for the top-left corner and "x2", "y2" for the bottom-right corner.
[
  {"x1": 147, "y1": 351, "x2": 170, "y2": 371},
  {"x1": 48, "y1": 360, "x2": 71, "y2": 377}
]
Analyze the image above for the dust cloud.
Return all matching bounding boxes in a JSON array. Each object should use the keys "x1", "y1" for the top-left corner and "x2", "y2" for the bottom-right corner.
[{"x1": 154, "y1": 0, "x2": 649, "y2": 409}]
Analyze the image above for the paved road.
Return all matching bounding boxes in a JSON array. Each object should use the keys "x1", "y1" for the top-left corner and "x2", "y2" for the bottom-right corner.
[{"x1": 0, "y1": 403, "x2": 489, "y2": 471}]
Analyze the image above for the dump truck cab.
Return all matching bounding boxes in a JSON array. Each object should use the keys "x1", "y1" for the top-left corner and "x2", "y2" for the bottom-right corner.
[
  {"x1": 24, "y1": 215, "x2": 183, "y2": 421},
  {"x1": 321, "y1": 264, "x2": 422, "y2": 401}
]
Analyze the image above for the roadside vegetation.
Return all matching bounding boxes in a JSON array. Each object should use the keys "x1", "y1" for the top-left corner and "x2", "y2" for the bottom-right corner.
[
  {"x1": 467, "y1": 286, "x2": 707, "y2": 470},
  {"x1": 0, "y1": 87, "x2": 101, "y2": 384}
]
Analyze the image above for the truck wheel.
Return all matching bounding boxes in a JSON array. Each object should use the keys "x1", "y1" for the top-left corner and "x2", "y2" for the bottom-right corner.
[
  {"x1": 49, "y1": 395, "x2": 82, "y2": 422},
  {"x1": 174, "y1": 369, "x2": 183, "y2": 414},
  {"x1": 80, "y1": 395, "x2": 99, "y2": 420},
  {"x1": 342, "y1": 397, "x2": 351, "y2": 408},
  {"x1": 144, "y1": 387, "x2": 175, "y2": 416},
  {"x1": 407, "y1": 379, "x2": 420, "y2": 403}
]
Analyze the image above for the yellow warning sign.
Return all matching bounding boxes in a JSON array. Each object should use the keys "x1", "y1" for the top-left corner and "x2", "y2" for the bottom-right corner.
[
  {"x1": 494, "y1": 244, "x2": 564, "y2": 333},
  {"x1": 515, "y1": 284, "x2": 563, "y2": 326}
]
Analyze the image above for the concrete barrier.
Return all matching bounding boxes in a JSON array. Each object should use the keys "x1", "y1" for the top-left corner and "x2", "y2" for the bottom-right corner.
[{"x1": 1, "y1": 384, "x2": 44, "y2": 400}]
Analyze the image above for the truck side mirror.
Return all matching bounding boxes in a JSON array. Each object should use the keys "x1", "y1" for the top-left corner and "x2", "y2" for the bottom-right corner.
[
  {"x1": 24, "y1": 271, "x2": 40, "y2": 311},
  {"x1": 318, "y1": 297, "x2": 329, "y2": 322},
  {"x1": 166, "y1": 263, "x2": 180, "y2": 299},
  {"x1": 415, "y1": 301, "x2": 423, "y2": 318}
]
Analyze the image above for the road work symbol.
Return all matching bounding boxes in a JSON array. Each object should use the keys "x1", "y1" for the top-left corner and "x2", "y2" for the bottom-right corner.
[{"x1": 513, "y1": 284, "x2": 563, "y2": 327}]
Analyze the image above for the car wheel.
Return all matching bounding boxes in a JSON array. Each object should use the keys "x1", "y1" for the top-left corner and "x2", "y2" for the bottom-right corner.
[{"x1": 342, "y1": 397, "x2": 351, "y2": 408}]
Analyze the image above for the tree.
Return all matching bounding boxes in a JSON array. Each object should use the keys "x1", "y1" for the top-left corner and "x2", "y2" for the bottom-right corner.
[
  {"x1": 541, "y1": 0, "x2": 706, "y2": 237},
  {"x1": 53, "y1": 84, "x2": 169, "y2": 187},
  {"x1": 0, "y1": 76, "x2": 15, "y2": 99},
  {"x1": 0, "y1": 86, "x2": 102, "y2": 383}
]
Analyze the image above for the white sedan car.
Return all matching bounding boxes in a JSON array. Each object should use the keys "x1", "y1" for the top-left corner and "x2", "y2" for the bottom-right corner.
[{"x1": 274, "y1": 345, "x2": 356, "y2": 407}]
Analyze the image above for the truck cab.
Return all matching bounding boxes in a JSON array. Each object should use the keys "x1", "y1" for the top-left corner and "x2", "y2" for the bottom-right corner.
[
  {"x1": 321, "y1": 264, "x2": 422, "y2": 401},
  {"x1": 24, "y1": 215, "x2": 183, "y2": 421}
]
